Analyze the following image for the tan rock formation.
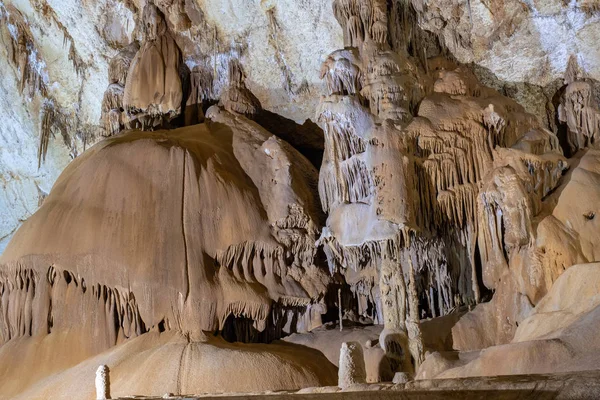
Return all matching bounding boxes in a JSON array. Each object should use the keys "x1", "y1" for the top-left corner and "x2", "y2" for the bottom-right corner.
[
  {"x1": 419, "y1": 262, "x2": 600, "y2": 379},
  {"x1": 0, "y1": 110, "x2": 331, "y2": 397},
  {"x1": 219, "y1": 60, "x2": 262, "y2": 117},
  {"x1": 123, "y1": 3, "x2": 183, "y2": 129},
  {"x1": 558, "y1": 80, "x2": 600, "y2": 154},
  {"x1": 100, "y1": 43, "x2": 139, "y2": 137},
  {"x1": 338, "y1": 341, "x2": 367, "y2": 388},
  {"x1": 2, "y1": 0, "x2": 600, "y2": 396},
  {"x1": 2, "y1": 331, "x2": 336, "y2": 399},
  {"x1": 316, "y1": 0, "x2": 573, "y2": 377}
]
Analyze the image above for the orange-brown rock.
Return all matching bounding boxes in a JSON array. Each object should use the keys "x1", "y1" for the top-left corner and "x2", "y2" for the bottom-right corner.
[
  {"x1": 0, "y1": 110, "x2": 330, "y2": 398},
  {"x1": 123, "y1": 3, "x2": 184, "y2": 129}
]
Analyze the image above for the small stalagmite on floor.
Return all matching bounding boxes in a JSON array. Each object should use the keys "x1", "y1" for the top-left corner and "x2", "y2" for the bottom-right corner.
[
  {"x1": 338, "y1": 341, "x2": 367, "y2": 389},
  {"x1": 95, "y1": 365, "x2": 110, "y2": 400}
]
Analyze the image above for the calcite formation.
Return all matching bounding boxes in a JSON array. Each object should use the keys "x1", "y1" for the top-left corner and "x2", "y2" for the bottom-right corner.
[
  {"x1": 95, "y1": 365, "x2": 111, "y2": 400},
  {"x1": 0, "y1": 110, "x2": 328, "y2": 342},
  {"x1": 338, "y1": 341, "x2": 367, "y2": 388},
  {"x1": 2, "y1": 0, "x2": 600, "y2": 398},
  {"x1": 122, "y1": 3, "x2": 184, "y2": 129},
  {"x1": 316, "y1": 0, "x2": 574, "y2": 376},
  {"x1": 100, "y1": 43, "x2": 139, "y2": 137},
  {"x1": 558, "y1": 66, "x2": 600, "y2": 154},
  {"x1": 0, "y1": 105, "x2": 335, "y2": 397}
]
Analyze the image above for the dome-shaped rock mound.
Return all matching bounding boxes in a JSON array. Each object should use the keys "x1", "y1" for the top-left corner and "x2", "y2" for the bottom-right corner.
[{"x1": 0, "y1": 109, "x2": 335, "y2": 398}]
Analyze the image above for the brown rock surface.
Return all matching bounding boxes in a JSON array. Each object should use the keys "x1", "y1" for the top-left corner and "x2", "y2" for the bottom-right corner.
[
  {"x1": 2, "y1": 0, "x2": 600, "y2": 397},
  {"x1": 419, "y1": 263, "x2": 600, "y2": 379},
  {"x1": 0, "y1": 111, "x2": 331, "y2": 397},
  {"x1": 123, "y1": 4, "x2": 184, "y2": 128},
  {"x1": 3, "y1": 331, "x2": 336, "y2": 399}
]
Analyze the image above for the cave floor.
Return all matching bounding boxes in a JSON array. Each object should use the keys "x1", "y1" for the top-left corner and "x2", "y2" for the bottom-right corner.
[{"x1": 117, "y1": 370, "x2": 600, "y2": 399}]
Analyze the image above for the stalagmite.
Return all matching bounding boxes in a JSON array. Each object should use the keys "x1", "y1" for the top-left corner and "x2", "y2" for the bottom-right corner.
[
  {"x1": 406, "y1": 256, "x2": 425, "y2": 369},
  {"x1": 338, "y1": 341, "x2": 367, "y2": 388},
  {"x1": 338, "y1": 288, "x2": 343, "y2": 331},
  {"x1": 95, "y1": 365, "x2": 110, "y2": 400}
]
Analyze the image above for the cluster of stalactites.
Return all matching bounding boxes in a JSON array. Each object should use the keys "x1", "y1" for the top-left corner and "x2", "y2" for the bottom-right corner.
[
  {"x1": 360, "y1": 50, "x2": 425, "y2": 121},
  {"x1": 214, "y1": 238, "x2": 327, "y2": 331},
  {"x1": 213, "y1": 237, "x2": 328, "y2": 339},
  {"x1": 319, "y1": 227, "x2": 411, "y2": 274},
  {"x1": 0, "y1": 5, "x2": 48, "y2": 98},
  {"x1": 0, "y1": 265, "x2": 146, "y2": 346},
  {"x1": 0, "y1": 5, "x2": 76, "y2": 167},
  {"x1": 408, "y1": 116, "x2": 492, "y2": 233},
  {"x1": 394, "y1": 65, "x2": 571, "y2": 316},
  {"x1": 38, "y1": 100, "x2": 73, "y2": 167},
  {"x1": 475, "y1": 138, "x2": 567, "y2": 289},
  {"x1": 320, "y1": 49, "x2": 363, "y2": 96},
  {"x1": 319, "y1": 156, "x2": 373, "y2": 212},
  {"x1": 218, "y1": 59, "x2": 262, "y2": 117},
  {"x1": 100, "y1": 43, "x2": 139, "y2": 137},
  {"x1": 318, "y1": 41, "x2": 426, "y2": 122},
  {"x1": 316, "y1": 96, "x2": 373, "y2": 212},
  {"x1": 333, "y1": 0, "x2": 389, "y2": 47},
  {"x1": 319, "y1": 225, "x2": 472, "y2": 323},
  {"x1": 558, "y1": 80, "x2": 600, "y2": 153},
  {"x1": 402, "y1": 235, "x2": 475, "y2": 319},
  {"x1": 409, "y1": 68, "x2": 562, "y2": 235}
]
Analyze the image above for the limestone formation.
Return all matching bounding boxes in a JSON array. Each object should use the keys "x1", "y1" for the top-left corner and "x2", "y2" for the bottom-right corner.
[
  {"x1": 2, "y1": 0, "x2": 600, "y2": 398},
  {"x1": 419, "y1": 263, "x2": 600, "y2": 379},
  {"x1": 0, "y1": 109, "x2": 333, "y2": 397},
  {"x1": 95, "y1": 365, "x2": 111, "y2": 400},
  {"x1": 338, "y1": 341, "x2": 367, "y2": 388},
  {"x1": 123, "y1": 3, "x2": 184, "y2": 129},
  {"x1": 219, "y1": 60, "x2": 262, "y2": 117},
  {"x1": 558, "y1": 80, "x2": 600, "y2": 154},
  {"x1": 316, "y1": 0, "x2": 578, "y2": 379},
  {"x1": 100, "y1": 43, "x2": 139, "y2": 137}
]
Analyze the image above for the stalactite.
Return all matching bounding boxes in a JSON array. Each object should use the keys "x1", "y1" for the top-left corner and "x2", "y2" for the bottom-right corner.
[
  {"x1": 219, "y1": 59, "x2": 262, "y2": 117},
  {"x1": 214, "y1": 236, "x2": 326, "y2": 336},
  {"x1": 0, "y1": 265, "x2": 147, "y2": 346},
  {"x1": 123, "y1": 3, "x2": 184, "y2": 129},
  {"x1": 39, "y1": 100, "x2": 72, "y2": 168},
  {"x1": 100, "y1": 43, "x2": 138, "y2": 137},
  {"x1": 320, "y1": 49, "x2": 363, "y2": 96},
  {"x1": 317, "y1": 0, "x2": 570, "y2": 375},
  {"x1": 558, "y1": 80, "x2": 600, "y2": 153},
  {"x1": 1, "y1": 4, "x2": 48, "y2": 98}
]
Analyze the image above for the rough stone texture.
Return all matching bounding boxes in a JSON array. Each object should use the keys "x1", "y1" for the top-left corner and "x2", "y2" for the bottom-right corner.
[
  {"x1": 419, "y1": 263, "x2": 600, "y2": 379},
  {"x1": 338, "y1": 341, "x2": 367, "y2": 389},
  {"x1": 413, "y1": 0, "x2": 600, "y2": 86},
  {"x1": 2, "y1": 0, "x2": 600, "y2": 397},
  {"x1": 0, "y1": 0, "x2": 343, "y2": 252},
  {"x1": 2, "y1": 1, "x2": 600, "y2": 254},
  {"x1": 0, "y1": 110, "x2": 333, "y2": 397}
]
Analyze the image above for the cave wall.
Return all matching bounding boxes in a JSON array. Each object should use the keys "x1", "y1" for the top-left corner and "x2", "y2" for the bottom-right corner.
[
  {"x1": 0, "y1": 0, "x2": 343, "y2": 253},
  {"x1": 0, "y1": 1, "x2": 599, "y2": 255}
]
